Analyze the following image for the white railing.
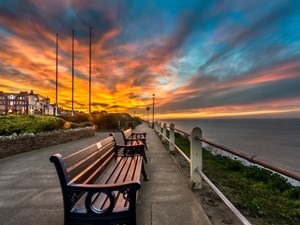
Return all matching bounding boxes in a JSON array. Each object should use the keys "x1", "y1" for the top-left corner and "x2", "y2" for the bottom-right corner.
[{"x1": 154, "y1": 121, "x2": 300, "y2": 225}]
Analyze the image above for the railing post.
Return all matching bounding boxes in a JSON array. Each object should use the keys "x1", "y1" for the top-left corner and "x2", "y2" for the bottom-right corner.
[
  {"x1": 154, "y1": 121, "x2": 158, "y2": 131},
  {"x1": 162, "y1": 123, "x2": 167, "y2": 142},
  {"x1": 191, "y1": 127, "x2": 202, "y2": 189},
  {"x1": 169, "y1": 123, "x2": 175, "y2": 152},
  {"x1": 158, "y1": 122, "x2": 162, "y2": 135}
]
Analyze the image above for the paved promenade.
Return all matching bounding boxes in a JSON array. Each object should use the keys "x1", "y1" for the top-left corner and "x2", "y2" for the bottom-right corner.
[{"x1": 0, "y1": 123, "x2": 212, "y2": 225}]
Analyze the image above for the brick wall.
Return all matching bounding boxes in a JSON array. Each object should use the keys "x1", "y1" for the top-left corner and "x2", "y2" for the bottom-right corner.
[{"x1": 0, "y1": 127, "x2": 95, "y2": 159}]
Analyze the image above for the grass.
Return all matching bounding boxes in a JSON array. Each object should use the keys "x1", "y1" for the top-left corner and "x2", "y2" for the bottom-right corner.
[{"x1": 173, "y1": 131, "x2": 300, "y2": 225}]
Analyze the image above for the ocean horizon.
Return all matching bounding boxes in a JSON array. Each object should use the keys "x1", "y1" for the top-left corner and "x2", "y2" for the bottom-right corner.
[{"x1": 159, "y1": 118, "x2": 300, "y2": 174}]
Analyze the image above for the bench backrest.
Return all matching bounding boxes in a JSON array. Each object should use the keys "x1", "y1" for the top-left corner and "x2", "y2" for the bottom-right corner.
[
  {"x1": 65, "y1": 135, "x2": 116, "y2": 183},
  {"x1": 121, "y1": 128, "x2": 133, "y2": 141},
  {"x1": 50, "y1": 135, "x2": 117, "y2": 210}
]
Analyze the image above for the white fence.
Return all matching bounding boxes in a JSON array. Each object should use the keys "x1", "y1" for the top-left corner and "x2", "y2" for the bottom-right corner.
[{"x1": 153, "y1": 121, "x2": 300, "y2": 225}]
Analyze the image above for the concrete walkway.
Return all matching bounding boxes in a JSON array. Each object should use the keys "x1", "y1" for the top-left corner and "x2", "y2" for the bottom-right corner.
[{"x1": 0, "y1": 123, "x2": 212, "y2": 225}]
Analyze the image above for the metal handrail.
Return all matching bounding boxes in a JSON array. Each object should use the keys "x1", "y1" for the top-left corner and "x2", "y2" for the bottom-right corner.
[
  {"x1": 198, "y1": 136, "x2": 300, "y2": 181},
  {"x1": 159, "y1": 123, "x2": 300, "y2": 182}
]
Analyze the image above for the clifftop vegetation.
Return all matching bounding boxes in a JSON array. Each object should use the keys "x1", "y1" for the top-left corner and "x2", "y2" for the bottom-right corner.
[
  {"x1": 0, "y1": 113, "x2": 140, "y2": 136},
  {"x1": 174, "y1": 132, "x2": 300, "y2": 225}
]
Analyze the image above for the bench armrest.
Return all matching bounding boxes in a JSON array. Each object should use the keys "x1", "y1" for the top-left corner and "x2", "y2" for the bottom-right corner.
[
  {"x1": 68, "y1": 181, "x2": 141, "y2": 215},
  {"x1": 125, "y1": 138, "x2": 146, "y2": 142},
  {"x1": 68, "y1": 180, "x2": 141, "y2": 192},
  {"x1": 116, "y1": 144, "x2": 145, "y2": 148},
  {"x1": 132, "y1": 132, "x2": 146, "y2": 135},
  {"x1": 116, "y1": 144, "x2": 145, "y2": 157},
  {"x1": 131, "y1": 132, "x2": 146, "y2": 139}
]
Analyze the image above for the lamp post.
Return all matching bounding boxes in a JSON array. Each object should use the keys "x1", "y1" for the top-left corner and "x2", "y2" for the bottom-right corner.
[
  {"x1": 146, "y1": 107, "x2": 150, "y2": 125},
  {"x1": 152, "y1": 94, "x2": 155, "y2": 128}
]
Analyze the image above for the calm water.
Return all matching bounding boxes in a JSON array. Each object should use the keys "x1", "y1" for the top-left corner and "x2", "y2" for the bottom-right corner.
[{"x1": 161, "y1": 118, "x2": 300, "y2": 173}]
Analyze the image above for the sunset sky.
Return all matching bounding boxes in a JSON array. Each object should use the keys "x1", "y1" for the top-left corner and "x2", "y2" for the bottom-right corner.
[{"x1": 1, "y1": 0, "x2": 300, "y2": 119}]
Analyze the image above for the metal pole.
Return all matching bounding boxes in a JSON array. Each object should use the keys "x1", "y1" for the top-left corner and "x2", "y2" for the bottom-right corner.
[
  {"x1": 152, "y1": 94, "x2": 155, "y2": 128},
  {"x1": 200, "y1": 136, "x2": 300, "y2": 182},
  {"x1": 146, "y1": 106, "x2": 150, "y2": 125},
  {"x1": 89, "y1": 26, "x2": 92, "y2": 114},
  {"x1": 55, "y1": 33, "x2": 58, "y2": 116},
  {"x1": 72, "y1": 29, "x2": 74, "y2": 116}
]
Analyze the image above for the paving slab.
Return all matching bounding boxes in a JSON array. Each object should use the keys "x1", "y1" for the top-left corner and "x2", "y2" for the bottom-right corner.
[
  {"x1": 135, "y1": 123, "x2": 212, "y2": 225},
  {"x1": 0, "y1": 124, "x2": 213, "y2": 225}
]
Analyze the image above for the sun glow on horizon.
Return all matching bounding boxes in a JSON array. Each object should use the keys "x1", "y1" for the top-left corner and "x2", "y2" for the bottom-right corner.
[{"x1": 1, "y1": 1, "x2": 300, "y2": 118}]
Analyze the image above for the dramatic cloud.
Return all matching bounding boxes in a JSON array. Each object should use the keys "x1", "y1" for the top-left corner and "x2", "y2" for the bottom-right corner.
[{"x1": 0, "y1": 0, "x2": 300, "y2": 118}]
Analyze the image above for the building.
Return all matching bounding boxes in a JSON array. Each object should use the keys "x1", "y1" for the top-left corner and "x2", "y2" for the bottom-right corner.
[{"x1": 0, "y1": 90, "x2": 53, "y2": 115}]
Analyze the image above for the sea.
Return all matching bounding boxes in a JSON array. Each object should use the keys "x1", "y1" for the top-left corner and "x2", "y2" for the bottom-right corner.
[{"x1": 160, "y1": 118, "x2": 300, "y2": 174}]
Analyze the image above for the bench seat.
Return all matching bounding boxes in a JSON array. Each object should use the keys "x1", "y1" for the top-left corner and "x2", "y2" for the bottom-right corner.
[{"x1": 50, "y1": 134, "x2": 148, "y2": 225}]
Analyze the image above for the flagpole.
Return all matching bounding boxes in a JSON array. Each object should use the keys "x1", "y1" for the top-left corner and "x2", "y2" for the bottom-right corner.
[
  {"x1": 72, "y1": 29, "x2": 74, "y2": 116},
  {"x1": 55, "y1": 33, "x2": 58, "y2": 116},
  {"x1": 89, "y1": 26, "x2": 92, "y2": 114}
]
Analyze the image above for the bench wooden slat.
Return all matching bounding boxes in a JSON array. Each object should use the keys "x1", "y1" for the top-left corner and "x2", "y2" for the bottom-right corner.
[
  {"x1": 66, "y1": 137, "x2": 115, "y2": 183},
  {"x1": 94, "y1": 157, "x2": 130, "y2": 211},
  {"x1": 65, "y1": 136, "x2": 114, "y2": 165},
  {"x1": 50, "y1": 133, "x2": 148, "y2": 225},
  {"x1": 115, "y1": 157, "x2": 141, "y2": 210},
  {"x1": 69, "y1": 149, "x2": 114, "y2": 184},
  {"x1": 71, "y1": 157, "x2": 140, "y2": 213}
]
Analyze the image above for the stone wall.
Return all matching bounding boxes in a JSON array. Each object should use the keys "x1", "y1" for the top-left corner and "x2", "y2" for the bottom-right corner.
[{"x1": 0, "y1": 127, "x2": 95, "y2": 159}]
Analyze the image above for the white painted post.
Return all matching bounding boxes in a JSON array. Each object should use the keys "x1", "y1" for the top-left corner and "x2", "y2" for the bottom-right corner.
[
  {"x1": 158, "y1": 122, "x2": 162, "y2": 135},
  {"x1": 162, "y1": 123, "x2": 167, "y2": 142},
  {"x1": 169, "y1": 123, "x2": 175, "y2": 151},
  {"x1": 191, "y1": 127, "x2": 202, "y2": 189},
  {"x1": 154, "y1": 121, "x2": 158, "y2": 131}
]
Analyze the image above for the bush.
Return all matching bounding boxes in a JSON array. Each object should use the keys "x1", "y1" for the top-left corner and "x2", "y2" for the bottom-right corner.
[
  {"x1": 59, "y1": 114, "x2": 90, "y2": 123},
  {"x1": 90, "y1": 113, "x2": 139, "y2": 130},
  {"x1": 79, "y1": 121, "x2": 94, "y2": 127},
  {"x1": 0, "y1": 115, "x2": 64, "y2": 135}
]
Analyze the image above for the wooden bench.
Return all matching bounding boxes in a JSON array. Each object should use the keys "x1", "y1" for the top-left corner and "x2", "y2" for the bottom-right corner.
[
  {"x1": 50, "y1": 134, "x2": 148, "y2": 225},
  {"x1": 121, "y1": 128, "x2": 148, "y2": 163}
]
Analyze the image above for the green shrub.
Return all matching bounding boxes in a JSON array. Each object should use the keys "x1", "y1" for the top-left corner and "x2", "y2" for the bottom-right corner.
[
  {"x1": 79, "y1": 121, "x2": 94, "y2": 127},
  {"x1": 90, "y1": 113, "x2": 139, "y2": 130},
  {"x1": 285, "y1": 188, "x2": 300, "y2": 199},
  {"x1": 59, "y1": 114, "x2": 90, "y2": 123},
  {"x1": 70, "y1": 122, "x2": 80, "y2": 129},
  {"x1": 0, "y1": 115, "x2": 64, "y2": 135}
]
